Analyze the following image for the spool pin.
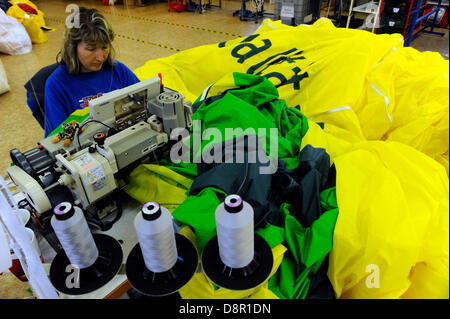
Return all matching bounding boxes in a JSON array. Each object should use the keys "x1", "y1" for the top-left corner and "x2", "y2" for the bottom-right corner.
[
  {"x1": 201, "y1": 194, "x2": 274, "y2": 291},
  {"x1": 49, "y1": 202, "x2": 123, "y2": 295},
  {"x1": 125, "y1": 202, "x2": 198, "y2": 296}
]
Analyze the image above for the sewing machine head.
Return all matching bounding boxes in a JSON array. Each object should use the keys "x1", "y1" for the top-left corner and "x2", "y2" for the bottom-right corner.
[{"x1": 7, "y1": 76, "x2": 193, "y2": 219}]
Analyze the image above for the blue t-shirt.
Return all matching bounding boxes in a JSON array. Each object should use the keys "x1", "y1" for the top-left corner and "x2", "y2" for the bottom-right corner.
[{"x1": 44, "y1": 60, "x2": 140, "y2": 136}]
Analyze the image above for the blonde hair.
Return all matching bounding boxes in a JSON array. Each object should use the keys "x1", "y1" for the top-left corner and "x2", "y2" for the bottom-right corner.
[{"x1": 57, "y1": 7, "x2": 116, "y2": 74}]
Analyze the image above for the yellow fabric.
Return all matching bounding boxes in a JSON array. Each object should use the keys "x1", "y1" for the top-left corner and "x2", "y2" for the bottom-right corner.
[
  {"x1": 300, "y1": 120, "x2": 363, "y2": 163},
  {"x1": 134, "y1": 18, "x2": 448, "y2": 174},
  {"x1": 130, "y1": 18, "x2": 449, "y2": 298},
  {"x1": 179, "y1": 225, "x2": 286, "y2": 299},
  {"x1": 330, "y1": 141, "x2": 449, "y2": 298},
  {"x1": 122, "y1": 164, "x2": 193, "y2": 212},
  {"x1": 7, "y1": 1, "x2": 53, "y2": 44}
]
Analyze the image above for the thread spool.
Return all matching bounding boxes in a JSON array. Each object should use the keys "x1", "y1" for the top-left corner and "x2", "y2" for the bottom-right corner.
[
  {"x1": 136, "y1": 202, "x2": 178, "y2": 273},
  {"x1": 125, "y1": 202, "x2": 198, "y2": 296},
  {"x1": 49, "y1": 202, "x2": 123, "y2": 295},
  {"x1": 202, "y1": 194, "x2": 274, "y2": 291}
]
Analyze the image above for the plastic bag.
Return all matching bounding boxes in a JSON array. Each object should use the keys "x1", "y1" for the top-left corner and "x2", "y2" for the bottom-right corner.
[
  {"x1": 0, "y1": 58, "x2": 10, "y2": 95},
  {"x1": 0, "y1": 8, "x2": 32, "y2": 55},
  {"x1": 6, "y1": 1, "x2": 50, "y2": 44}
]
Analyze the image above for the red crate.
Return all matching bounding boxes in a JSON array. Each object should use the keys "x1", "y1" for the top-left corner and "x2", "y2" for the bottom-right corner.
[{"x1": 168, "y1": 0, "x2": 186, "y2": 12}]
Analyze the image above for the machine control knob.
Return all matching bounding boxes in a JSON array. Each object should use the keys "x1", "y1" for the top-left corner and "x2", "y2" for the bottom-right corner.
[{"x1": 93, "y1": 132, "x2": 106, "y2": 146}]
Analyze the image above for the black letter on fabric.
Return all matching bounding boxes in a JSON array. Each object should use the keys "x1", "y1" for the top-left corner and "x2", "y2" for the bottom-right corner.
[
  {"x1": 263, "y1": 67, "x2": 309, "y2": 90},
  {"x1": 263, "y1": 72, "x2": 287, "y2": 86},
  {"x1": 219, "y1": 35, "x2": 260, "y2": 48},
  {"x1": 246, "y1": 48, "x2": 299, "y2": 75},
  {"x1": 231, "y1": 35, "x2": 272, "y2": 64},
  {"x1": 281, "y1": 67, "x2": 309, "y2": 90}
]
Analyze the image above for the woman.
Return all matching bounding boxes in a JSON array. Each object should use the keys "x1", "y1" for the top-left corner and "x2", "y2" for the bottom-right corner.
[{"x1": 44, "y1": 7, "x2": 140, "y2": 137}]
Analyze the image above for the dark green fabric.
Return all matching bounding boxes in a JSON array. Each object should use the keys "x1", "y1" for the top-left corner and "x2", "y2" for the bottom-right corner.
[
  {"x1": 306, "y1": 187, "x2": 338, "y2": 299},
  {"x1": 268, "y1": 189, "x2": 338, "y2": 299},
  {"x1": 189, "y1": 137, "x2": 282, "y2": 229},
  {"x1": 270, "y1": 145, "x2": 332, "y2": 228}
]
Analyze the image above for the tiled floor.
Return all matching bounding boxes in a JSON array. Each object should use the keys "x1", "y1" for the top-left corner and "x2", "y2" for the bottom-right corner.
[{"x1": 0, "y1": 0, "x2": 448, "y2": 177}]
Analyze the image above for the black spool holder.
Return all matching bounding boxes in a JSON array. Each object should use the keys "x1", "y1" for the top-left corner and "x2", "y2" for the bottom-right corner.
[
  {"x1": 201, "y1": 233, "x2": 273, "y2": 291},
  {"x1": 125, "y1": 233, "x2": 198, "y2": 297},
  {"x1": 201, "y1": 194, "x2": 274, "y2": 290},
  {"x1": 49, "y1": 233, "x2": 123, "y2": 295}
]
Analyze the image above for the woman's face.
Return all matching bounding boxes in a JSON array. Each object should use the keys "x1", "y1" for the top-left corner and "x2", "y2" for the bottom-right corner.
[{"x1": 76, "y1": 41, "x2": 110, "y2": 72}]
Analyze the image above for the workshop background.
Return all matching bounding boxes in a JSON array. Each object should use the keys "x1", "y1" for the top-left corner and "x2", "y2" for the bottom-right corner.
[
  {"x1": 0, "y1": 0, "x2": 448, "y2": 299},
  {"x1": 0, "y1": 0, "x2": 448, "y2": 178}
]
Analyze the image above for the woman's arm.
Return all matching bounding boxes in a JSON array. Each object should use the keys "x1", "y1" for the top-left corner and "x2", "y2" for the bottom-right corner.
[{"x1": 44, "y1": 77, "x2": 71, "y2": 137}]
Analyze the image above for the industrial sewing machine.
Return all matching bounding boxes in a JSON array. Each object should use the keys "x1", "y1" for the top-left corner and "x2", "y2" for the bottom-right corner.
[{"x1": 6, "y1": 76, "x2": 193, "y2": 249}]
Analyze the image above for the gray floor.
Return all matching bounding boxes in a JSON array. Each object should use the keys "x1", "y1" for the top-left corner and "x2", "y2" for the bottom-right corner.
[{"x1": 411, "y1": 26, "x2": 449, "y2": 59}]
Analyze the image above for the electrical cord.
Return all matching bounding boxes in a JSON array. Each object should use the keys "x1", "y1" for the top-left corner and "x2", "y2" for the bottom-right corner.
[
  {"x1": 236, "y1": 135, "x2": 252, "y2": 196},
  {"x1": 17, "y1": 198, "x2": 45, "y2": 229},
  {"x1": 75, "y1": 119, "x2": 115, "y2": 151}
]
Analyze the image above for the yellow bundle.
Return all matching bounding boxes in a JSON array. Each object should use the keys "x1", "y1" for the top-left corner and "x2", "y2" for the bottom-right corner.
[
  {"x1": 7, "y1": 0, "x2": 54, "y2": 44},
  {"x1": 132, "y1": 18, "x2": 449, "y2": 299},
  {"x1": 135, "y1": 18, "x2": 448, "y2": 173}
]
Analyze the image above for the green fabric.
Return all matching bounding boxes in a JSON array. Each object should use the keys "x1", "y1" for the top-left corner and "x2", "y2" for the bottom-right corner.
[
  {"x1": 123, "y1": 72, "x2": 337, "y2": 298},
  {"x1": 170, "y1": 73, "x2": 309, "y2": 253},
  {"x1": 172, "y1": 187, "x2": 226, "y2": 252},
  {"x1": 171, "y1": 185, "x2": 286, "y2": 253},
  {"x1": 269, "y1": 188, "x2": 339, "y2": 299},
  {"x1": 188, "y1": 72, "x2": 308, "y2": 169},
  {"x1": 320, "y1": 186, "x2": 338, "y2": 211},
  {"x1": 255, "y1": 222, "x2": 285, "y2": 250}
]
